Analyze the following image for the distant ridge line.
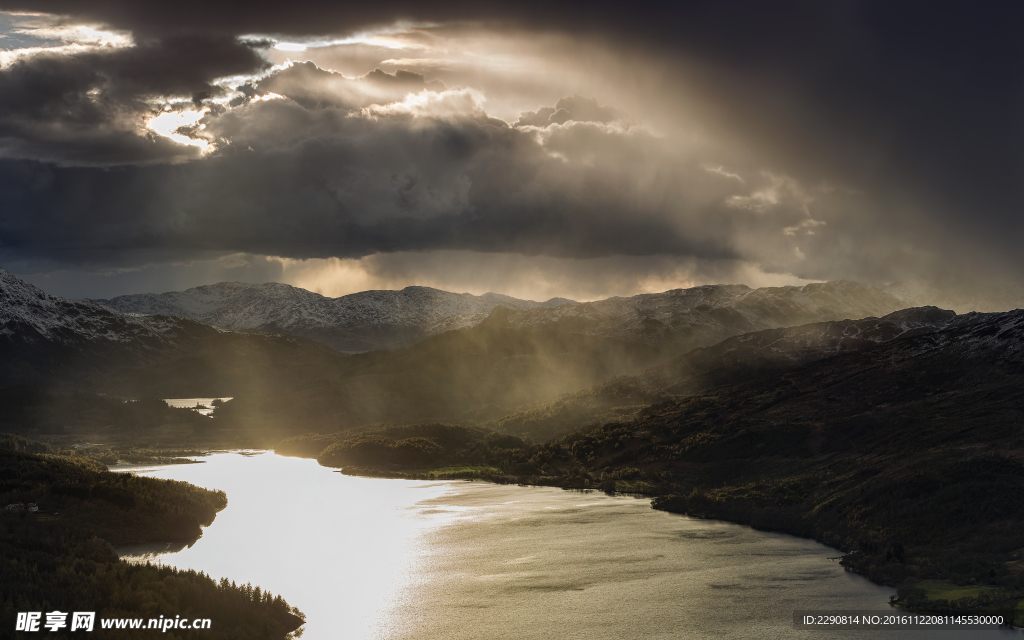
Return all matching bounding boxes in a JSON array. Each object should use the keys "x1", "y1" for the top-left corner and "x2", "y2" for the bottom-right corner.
[{"x1": 92, "y1": 279, "x2": 904, "y2": 354}]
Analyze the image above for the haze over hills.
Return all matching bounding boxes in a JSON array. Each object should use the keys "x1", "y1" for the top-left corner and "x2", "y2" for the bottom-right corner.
[
  {"x1": 492, "y1": 305, "x2": 963, "y2": 439},
  {"x1": 884, "y1": 280, "x2": 1024, "y2": 314},
  {"x1": 207, "y1": 282, "x2": 910, "y2": 431},
  {"x1": 481, "y1": 280, "x2": 906, "y2": 351},
  {"x1": 96, "y1": 283, "x2": 574, "y2": 352},
  {"x1": 282, "y1": 305, "x2": 969, "y2": 454},
  {"x1": 95, "y1": 279, "x2": 905, "y2": 355},
  {"x1": 3, "y1": 268, "x2": 920, "y2": 432}
]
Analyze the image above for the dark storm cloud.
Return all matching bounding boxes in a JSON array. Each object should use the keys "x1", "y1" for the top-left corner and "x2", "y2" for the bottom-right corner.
[
  {"x1": 0, "y1": 34, "x2": 269, "y2": 163},
  {"x1": 0, "y1": 0, "x2": 1021, "y2": 294},
  {"x1": 0, "y1": 0, "x2": 661, "y2": 37},
  {"x1": 3, "y1": 0, "x2": 1020, "y2": 187},
  {"x1": 672, "y1": 3, "x2": 1024, "y2": 278},
  {"x1": 0, "y1": 95, "x2": 742, "y2": 268},
  {"x1": 94, "y1": 35, "x2": 270, "y2": 100}
]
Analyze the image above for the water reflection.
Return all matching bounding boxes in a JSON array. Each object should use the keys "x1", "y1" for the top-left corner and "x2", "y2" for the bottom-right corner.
[
  {"x1": 162, "y1": 397, "x2": 233, "y2": 415},
  {"x1": 117, "y1": 452, "x2": 1021, "y2": 640},
  {"x1": 118, "y1": 452, "x2": 454, "y2": 639}
]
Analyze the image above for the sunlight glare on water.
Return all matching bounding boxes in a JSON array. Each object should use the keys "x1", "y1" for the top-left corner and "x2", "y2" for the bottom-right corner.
[
  {"x1": 119, "y1": 452, "x2": 455, "y2": 639},
  {"x1": 118, "y1": 452, "x2": 1022, "y2": 640}
]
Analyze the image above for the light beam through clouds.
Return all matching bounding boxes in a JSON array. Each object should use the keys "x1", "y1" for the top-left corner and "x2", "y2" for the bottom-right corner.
[{"x1": 0, "y1": 4, "x2": 1021, "y2": 305}]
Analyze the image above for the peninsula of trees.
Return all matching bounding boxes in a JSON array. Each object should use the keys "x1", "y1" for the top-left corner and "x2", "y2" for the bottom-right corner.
[{"x1": 0, "y1": 434, "x2": 304, "y2": 639}]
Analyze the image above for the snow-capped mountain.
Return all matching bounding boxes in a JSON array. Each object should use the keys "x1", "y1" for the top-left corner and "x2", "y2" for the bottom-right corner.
[
  {"x1": 96, "y1": 283, "x2": 574, "y2": 352},
  {"x1": 94, "y1": 280, "x2": 905, "y2": 355},
  {"x1": 1, "y1": 268, "x2": 189, "y2": 348},
  {"x1": 0, "y1": 268, "x2": 346, "y2": 395},
  {"x1": 480, "y1": 280, "x2": 908, "y2": 354}
]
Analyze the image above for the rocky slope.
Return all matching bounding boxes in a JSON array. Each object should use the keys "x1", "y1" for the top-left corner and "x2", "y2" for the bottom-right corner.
[{"x1": 96, "y1": 283, "x2": 573, "y2": 352}]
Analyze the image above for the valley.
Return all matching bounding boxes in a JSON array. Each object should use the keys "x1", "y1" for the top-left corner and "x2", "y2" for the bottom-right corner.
[{"x1": 2, "y1": 267, "x2": 1023, "y2": 626}]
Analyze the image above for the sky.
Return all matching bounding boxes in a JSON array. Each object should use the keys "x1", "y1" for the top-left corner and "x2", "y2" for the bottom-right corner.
[{"x1": 0, "y1": 1, "x2": 1020, "y2": 302}]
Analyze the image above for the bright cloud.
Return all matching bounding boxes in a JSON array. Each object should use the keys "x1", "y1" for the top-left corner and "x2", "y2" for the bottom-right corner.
[
  {"x1": 361, "y1": 88, "x2": 486, "y2": 118},
  {"x1": 146, "y1": 108, "x2": 213, "y2": 153}
]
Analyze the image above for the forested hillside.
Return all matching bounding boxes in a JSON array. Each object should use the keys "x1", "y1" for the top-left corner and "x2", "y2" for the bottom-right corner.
[{"x1": 0, "y1": 436, "x2": 304, "y2": 638}]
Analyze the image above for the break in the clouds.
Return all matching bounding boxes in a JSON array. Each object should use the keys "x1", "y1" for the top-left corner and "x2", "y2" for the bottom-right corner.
[
  {"x1": 0, "y1": 12, "x2": 271, "y2": 164},
  {"x1": 0, "y1": 2, "x2": 1021, "y2": 302}
]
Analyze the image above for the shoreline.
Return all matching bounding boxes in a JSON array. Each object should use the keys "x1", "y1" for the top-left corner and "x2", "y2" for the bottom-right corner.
[
  {"x1": 118, "y1": 447, "x2": 1024, "y2": 626},
  {"x1": 332, "y1": 462, "x2": 1024, "y2": 625}
]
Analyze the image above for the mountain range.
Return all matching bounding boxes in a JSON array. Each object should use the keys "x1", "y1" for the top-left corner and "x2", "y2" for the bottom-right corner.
[
  {"x1": 96, "y1": 283, "x2": 573, "y2": 353},
  {"x1": 3, "y1": 268, "x2": 913, "y2": 431},
  {"x1": 0, "y1": 267, "x2": 349, "y2": 397},
  {"x1": 480, "y1": 280, "x2": 905, "y2": 352},
  {"x1": 96, "y1": 279, "x2": 906, "y2": 355}
]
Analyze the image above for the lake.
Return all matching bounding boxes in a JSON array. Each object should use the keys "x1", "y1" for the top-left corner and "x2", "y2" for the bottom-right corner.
[
  {"x1": 162, "y1": 397, "x2": 233, "y2": 416},
  {"x1": 117, "y1": 452, "x2": 1021, "y2": 639}
]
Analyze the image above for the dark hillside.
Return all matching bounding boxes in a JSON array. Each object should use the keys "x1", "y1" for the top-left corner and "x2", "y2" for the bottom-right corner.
[
  {"x1": 557, "y1": 309, "x2": 1024, "y2": 588},
  {"x1": 215, "y1": 312, "x2": 663, "y2": 432},
  {"x1": 493, "y1": 307, "x2": 959, "y2": 440}
]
